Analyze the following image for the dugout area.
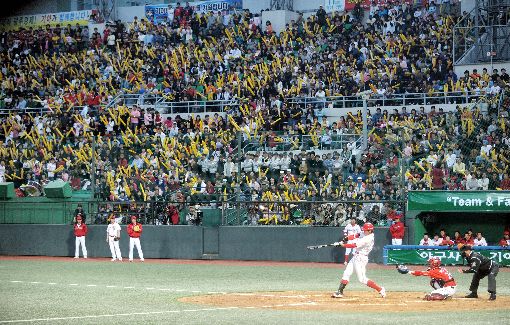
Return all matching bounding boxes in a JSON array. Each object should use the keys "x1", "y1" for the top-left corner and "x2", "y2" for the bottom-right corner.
[{"x1": 413, "y1": 212, "x2": 510, "y2": 245}]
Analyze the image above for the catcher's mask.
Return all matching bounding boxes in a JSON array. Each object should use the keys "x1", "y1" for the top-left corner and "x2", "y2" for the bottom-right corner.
[{"x1": 428, "y1": 257, "x2": 441, "y2": 269}]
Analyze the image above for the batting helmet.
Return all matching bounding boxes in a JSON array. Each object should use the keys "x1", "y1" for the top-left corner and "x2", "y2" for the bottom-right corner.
[
  {"x1": 428, "y1": 257, "x2": 441, "y2": 269},
  {"x1": 362, "y1": 223, "x2": 374, "y2": 232}
]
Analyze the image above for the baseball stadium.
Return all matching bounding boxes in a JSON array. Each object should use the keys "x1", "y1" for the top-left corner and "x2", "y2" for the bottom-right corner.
[{"x1": 0, "y1": 0, "x2": 510, "y2": 324}]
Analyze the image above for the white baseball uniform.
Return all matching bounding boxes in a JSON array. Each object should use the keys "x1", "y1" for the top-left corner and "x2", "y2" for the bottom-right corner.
[
  {"x1": 343, "y1": 223, "x2": 362, "y2": 257},
  {"x1": 107, "y1": 222, "x2": 122, "y2": 261},
  {"x1": 473, "y1": 237, "x2": 487, "y2": 246},
  {"x1": 342, "y1": 233, "x2": 374, "y2": 285}
]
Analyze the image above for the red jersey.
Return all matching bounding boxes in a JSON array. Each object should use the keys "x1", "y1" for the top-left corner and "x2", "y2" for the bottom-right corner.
[
  {"x1": 389, "y1": 221, "x2": 405, "y2": 239},
  {"x1": 464, "y1": 238, "x2": 475, "y2": 246},
  {"x1": 127, "y1": 222, "x2": 143, "y2": 238},
  {"x1": 440, "y1": 239, "x2": 454, "y2": 246},
  {"x1": 74, "y1": 223, "x2": 88, "y2": 237},
  {"x1": 500, "y1": 238, "x2": 510, "y2": 247},
  {"x1": 411, "y1": 267, "x2": 456, "y2": 287}
]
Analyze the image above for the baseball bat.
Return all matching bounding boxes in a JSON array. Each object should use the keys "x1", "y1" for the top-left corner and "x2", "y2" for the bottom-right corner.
[{"x1": 306, "y1": 243, "x2": 340, "y2": 250}]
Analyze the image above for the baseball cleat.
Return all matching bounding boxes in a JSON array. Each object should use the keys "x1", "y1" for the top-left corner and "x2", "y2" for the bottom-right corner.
[
  {"x1": 379, "y1": 287, "x2": 386, "y2": 298},
  {"x1": 465, "y1": 292, "x2": 478, "y2": 298},
  {"x1": 111, "y1": 258, "x2": 116, "y2": 262},
  {"x1": 129, "y1": 259, "x2": 133, "y2": 262},
  {"x1": 74, "y1": 257, "x2": 79, "y2": 259},
  {"x1": 140, "y1": 258, "x2": 145, "y2": 262},
  {"x1": 331, "y1": 291, "x2": 343, "y2": 298},
  {"x1": 489, "y1": 293, "x2": 496, "y2": 301}
]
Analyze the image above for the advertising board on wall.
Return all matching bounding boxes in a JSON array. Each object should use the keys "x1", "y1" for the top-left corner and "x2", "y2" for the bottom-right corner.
[{"x1": 145, "y1": 0, "x2": 243, "y2": 25}]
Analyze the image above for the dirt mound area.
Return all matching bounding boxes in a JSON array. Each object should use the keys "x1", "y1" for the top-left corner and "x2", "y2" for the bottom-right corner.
[{"x1": 180, "y1": 291, "x2": 510, "y2": 313}]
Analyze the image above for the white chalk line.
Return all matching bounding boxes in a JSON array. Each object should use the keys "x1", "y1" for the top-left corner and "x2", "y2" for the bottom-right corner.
[
  {"x1": 0, "y1": 302, "x2": 317, "y2": 323},
  {"x1": 360, "y1": 303, "x2": 408, "y2": 306}
]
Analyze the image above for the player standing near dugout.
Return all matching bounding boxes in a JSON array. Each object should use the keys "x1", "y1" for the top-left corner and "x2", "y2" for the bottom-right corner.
[
  {"x1": 127, "y1": 216, "x2": 144, "y2": 262},
  {"x1": 389, "y1": 215, "x2": 405, "y2": 245},
  {"x1": 332, "y1": 222, "x2": 386, "y2": 298},
  {"x1": 458, "y1": 245, "x2": 499, "y2": 300},
  {"x1": 106, "y1": 215, "x2": 122, "y2": 261},
  {"x1": 73, "y1": 214, "x2": 88, "y2": 259},
  {"x1": 397, "y1": 257, "x2": 456, "y2": 300},
  {"x1": 343, "y1": 218, "x2": 362, "y2": 265}
]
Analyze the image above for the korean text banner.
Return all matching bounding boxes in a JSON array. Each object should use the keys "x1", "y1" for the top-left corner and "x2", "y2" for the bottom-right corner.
[
  {"x1": 0, "y1": 10, "x2": 93, "y2": 31},
  {"x1": 386, "y1": 247, "x2": 510, "y2": 266}
]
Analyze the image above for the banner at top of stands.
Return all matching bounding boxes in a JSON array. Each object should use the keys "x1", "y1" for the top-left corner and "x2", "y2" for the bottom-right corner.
[
  {"x1": 0, "y1": 10, "x2": 99, "y2": 32},
  {"x1": 145, "y1": 0, "x2": 243, "y2": 25},
  {"x1": 407, "y1": 191, "x2": 510, "y2": 213},
  {"x1": 325, "y1": 0, "x2": 417, "y2": 13}
]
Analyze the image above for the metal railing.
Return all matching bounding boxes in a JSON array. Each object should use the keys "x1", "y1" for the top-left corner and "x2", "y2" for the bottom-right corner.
[
  {"x1": 242, "y1": 133, "x2": 364, "y2": 152},
  {"x1": 286, "y1": 91, "x2": 498, "y2": 109},
  {"x1": 1, "y1": 91, "x2": 493, "y2": 117}
]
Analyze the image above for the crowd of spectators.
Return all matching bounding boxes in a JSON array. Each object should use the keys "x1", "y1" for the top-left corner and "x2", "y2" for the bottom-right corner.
[{"x1": 0, "y1": 1, "x2": 509, "y2": 226}]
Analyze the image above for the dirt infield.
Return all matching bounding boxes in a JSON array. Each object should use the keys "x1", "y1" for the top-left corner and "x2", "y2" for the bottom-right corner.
[{"x1": 180, "y1": 291, "x2": 510, "y2": 313}]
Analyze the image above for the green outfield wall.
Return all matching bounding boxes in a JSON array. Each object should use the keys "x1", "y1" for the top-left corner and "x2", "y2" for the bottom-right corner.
[{"x1": 0, "y1": 225, "x2": 401, "y2": 263}]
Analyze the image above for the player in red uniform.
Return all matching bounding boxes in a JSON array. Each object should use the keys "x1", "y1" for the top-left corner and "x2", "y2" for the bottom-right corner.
[
  {"x1": 73, "y1": 215, "x2": 88, "y2": 259},
  {"x1": 127, "y1": 216, "x2": 144, "y2": 262},
  {"x1": 399, "y1": 257, "x2": 456, "y2": 300},
  {"x1": 499, "y1": 231, "x2": 510, "y2": 247},
  {"x1": 389, "y1": 215, "x2": 404, "y2": 245}
]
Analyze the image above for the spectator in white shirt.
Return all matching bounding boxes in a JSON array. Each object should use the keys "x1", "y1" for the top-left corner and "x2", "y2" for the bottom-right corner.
[
  {"x1": 419, "y1": 233, "x2": 432, "y2": 246},
  {"x1": 0, "y1": 161, "x2": 5, "y2": 182},
  {"x1": 473, "y1": 232, "x2": 488, "y2": 246},
  {"x1": 431, "y1": 234, "x2": 443, "y2": 246},
  {"x1": 478, "y1": 172, "x2": 489, "y2": 190},
  {"x1": 46, "y1": 159, "x2": 57, "y2": 180}
]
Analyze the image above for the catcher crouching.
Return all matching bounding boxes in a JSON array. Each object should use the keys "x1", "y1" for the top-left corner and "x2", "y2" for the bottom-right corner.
[{"x1": 397, "y1": 257, "x2": 456, "y2": 300}]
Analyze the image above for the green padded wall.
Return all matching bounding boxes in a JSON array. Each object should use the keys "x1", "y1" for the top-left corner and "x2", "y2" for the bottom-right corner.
[
  {"x1": 0, "y1": 182, "x2": 15, "y2": 199},
  {"x1": 44, "y1": 180, "x2": 72, "y2": 198}
]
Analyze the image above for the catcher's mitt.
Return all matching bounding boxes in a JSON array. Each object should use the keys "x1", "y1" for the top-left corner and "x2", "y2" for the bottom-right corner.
[
  {"x1": 114, "y1": 237, "x2": 120, "y2": 241},
  {"x1": 133, "y1": 225, "x2": 140, "y2": 232},
  {"x1": 396, "y1": 264, "x2": 409, "y2": 274}
]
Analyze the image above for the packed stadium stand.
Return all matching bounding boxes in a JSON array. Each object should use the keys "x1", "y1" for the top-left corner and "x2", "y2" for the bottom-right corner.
[{"x1": 0, "y1": 0, "x2": 509, "y2": 227}]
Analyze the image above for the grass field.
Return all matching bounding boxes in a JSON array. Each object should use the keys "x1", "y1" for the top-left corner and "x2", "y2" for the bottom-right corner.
[{"x1": 0, "y1": 257, "x2": 509, "y2": 324}]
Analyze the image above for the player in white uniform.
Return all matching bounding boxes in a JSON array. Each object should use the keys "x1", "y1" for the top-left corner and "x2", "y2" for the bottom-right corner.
[
  {"x1": 106, "y1": 216, "x2": 122, "y2": 261},
  {"x1": 343, "y1": 218, "x2": 362, "y2": 265},
  {"x1": 332, "y1": 223, "x2": 386, "y2": 298}
]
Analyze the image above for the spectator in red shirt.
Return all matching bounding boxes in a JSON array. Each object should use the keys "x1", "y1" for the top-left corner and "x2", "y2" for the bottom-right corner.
[
  {"x1": 439, "y1": 228, "x2": 447, "y2": 240},
  {"x1": 431, "y1": 162, "x2": 445, "y2": 190},
  {"x1": 500, "y1": 173, "x2": 510, "y2": 190},
  {"x1": 463, "y1": 232, "x2": 475, "y2": 246},
  {"x1": 73, "y1": 215, "x2": 88, "y2": 259},
  {"x1": 440, "y1": 235, "x2": 454, "y2": 247},
  {"x1": 389, "y1": 215, "x2": 405, "y2": 245},
  {"x1": 453, "y1": 231, "x2": 463, "y2": 245},
  {"x1": 499, "y1": 231, "x2": 510, "y2": 247}
]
